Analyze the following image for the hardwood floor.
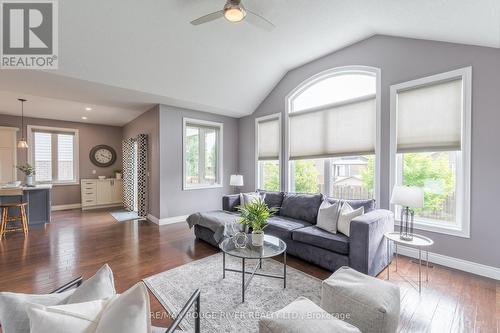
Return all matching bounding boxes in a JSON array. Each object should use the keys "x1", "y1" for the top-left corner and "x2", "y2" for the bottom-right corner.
[{"x1": 0, "y1": 209, "x2": 498, "y2": 332}]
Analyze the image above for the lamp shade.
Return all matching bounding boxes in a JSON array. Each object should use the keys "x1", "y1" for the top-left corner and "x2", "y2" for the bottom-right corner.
[
  {"x1": 230, "y1": 174, "x2": 244, "y2": 187},
  {"x1": 390, "y1": 185, "x2": 424, "y2": 208}
]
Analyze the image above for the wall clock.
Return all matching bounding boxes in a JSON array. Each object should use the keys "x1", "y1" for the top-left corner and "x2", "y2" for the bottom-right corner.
[{"x1": 90, "y1": 145, "x2": 117, "y2": 167}]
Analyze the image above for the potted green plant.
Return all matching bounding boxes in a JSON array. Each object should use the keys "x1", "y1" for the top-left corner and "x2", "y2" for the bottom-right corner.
[
  {"x1": 238, "y1": 198, "x2": 277, "y2": 246},
  {"x1": 114, "y1": 169, "x2": 122, "y2": 180},
  {"x1": 17, "y1": 164, "x2": 36, "y2": 186}
]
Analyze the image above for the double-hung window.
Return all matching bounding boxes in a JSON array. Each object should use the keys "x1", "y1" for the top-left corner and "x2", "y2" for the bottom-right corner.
[
  {"x1": 286, "y1": 67, "x2": 380, "y2": 201},
  {"x1": 28, "y1": 126, "x2": 79, "y2": 184},
  {"x1": 183, "y1": 118, "x2": 223, "y2": 190},
  {"x1": 390, "y1": 67, "x2": 471, "y2": 237},
  {"x1": 256, "y1": 114, "x2": 281, "y2": 191}
]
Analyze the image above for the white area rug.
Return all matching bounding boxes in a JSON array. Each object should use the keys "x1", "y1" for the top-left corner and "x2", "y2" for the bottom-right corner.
[
  {"x1": 110, "y1": 210, "x2": 140, "y2": 222},
  {"x1": 143, "y1": 253, "x2": 323, "y2": 333}
]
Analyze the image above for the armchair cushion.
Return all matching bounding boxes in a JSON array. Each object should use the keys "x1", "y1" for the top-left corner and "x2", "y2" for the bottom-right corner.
[
  {"x1": 26, "y1": 298, "x2": 109, "y2": 333},
  {"x1": 0, "y1": 289, "x2": 74, "y2": 333},
  {"x1": 25, "y1": 282, "x2": 151, "y2": 333}
]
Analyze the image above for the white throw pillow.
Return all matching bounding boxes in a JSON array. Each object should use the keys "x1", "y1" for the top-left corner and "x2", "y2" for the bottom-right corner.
[
  {"x1": 0, "y1": 289, "x2": 74, "y2": 333},
  {"x1": 239, "y1": 192, "x2": 261, "y2": 207},
  {"x1": 0, "y1": 263, "x2": 115, "y2": 333},
  {"x1": 67, "y1": 264, "x2": 116, "y2": 303},
  {"x1": 337, "y1": 203, "x2": 364, "y2": 237},
  {"x1": 316, "y1": 200, "x2": 340, "y2": 234},
  {"x1": 25, "y1": 282, "x2": 151, "y2": 333},
  {"x1": 26, "y1": 299, "x2": 109, "y2": 333},
  {"x1": 95, "y1": 282, "x2": 151, "y2": 333}
]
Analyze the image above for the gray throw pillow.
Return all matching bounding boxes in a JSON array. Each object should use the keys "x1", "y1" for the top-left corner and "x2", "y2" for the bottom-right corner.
[{"x1": 316, "y1": 200, "x2": 340, "y2": 234}]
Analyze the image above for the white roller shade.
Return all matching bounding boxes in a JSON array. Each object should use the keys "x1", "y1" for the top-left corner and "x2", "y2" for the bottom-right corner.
[
  {"x1": 397, "y1": 78, "x2": 462, "y2": 153},
  {"x1": 257, "y1": 117, "x2": 280, "y2": 160},
  {"x1": 289, "y1": 96, "x2": 376, "y2": 160}
]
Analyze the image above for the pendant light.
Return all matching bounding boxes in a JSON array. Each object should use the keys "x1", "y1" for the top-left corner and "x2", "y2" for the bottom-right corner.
[{"x1": 17, "y1": 98, "x2": 28, "y2": 149}]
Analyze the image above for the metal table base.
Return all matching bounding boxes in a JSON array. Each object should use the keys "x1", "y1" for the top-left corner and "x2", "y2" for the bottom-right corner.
[
  {"x1": 222, "y1": 251, "x2": 287, "y2": 303},
  {"x1": 386, "y1": 239, "x2": 430, "y2": 293}
]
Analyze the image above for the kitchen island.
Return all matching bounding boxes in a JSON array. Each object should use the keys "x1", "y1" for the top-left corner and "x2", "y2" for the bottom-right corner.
[{"x1": 0, "y1": 185, "x2": 52, "y2": 225}]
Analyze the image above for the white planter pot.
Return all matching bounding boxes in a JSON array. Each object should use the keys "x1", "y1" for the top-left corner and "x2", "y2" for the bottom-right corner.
[
  {"x1": 26, "y1": 175, "x2": 34, "y2": 186},
  {"x1": 252, "y1": 231, "x2": 264, "y2": 246}
]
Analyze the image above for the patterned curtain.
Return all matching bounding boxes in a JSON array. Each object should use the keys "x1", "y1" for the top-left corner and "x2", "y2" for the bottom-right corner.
[
  {"x1": 136, "y1": 134, "x2": 148, "y2": 218},
  {"x1": 122, "y1": 138, "x2": 135, "y2": 211}
]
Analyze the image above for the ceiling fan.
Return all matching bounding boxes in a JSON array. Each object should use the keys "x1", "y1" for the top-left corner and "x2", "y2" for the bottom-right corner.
[{"x1": 190, "y1": 0, "x2": 275, "y2": 31}]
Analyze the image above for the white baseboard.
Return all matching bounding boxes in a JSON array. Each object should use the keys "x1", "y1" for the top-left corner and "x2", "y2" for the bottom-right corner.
[
  {"x1": 397, "y1": 245, "x2": 500, "y2": 280},
  {"x1": 147, "y1": 214, "x2": 188, "y2": 226},
  {"x1": 52, "y1": 203, "x2": 82, "y2": 211}
]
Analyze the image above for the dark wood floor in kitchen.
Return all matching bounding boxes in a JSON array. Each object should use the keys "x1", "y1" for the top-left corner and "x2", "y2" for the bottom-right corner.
[{"x1": 0, "y1": 209, "x2": 498, "y2": 333}]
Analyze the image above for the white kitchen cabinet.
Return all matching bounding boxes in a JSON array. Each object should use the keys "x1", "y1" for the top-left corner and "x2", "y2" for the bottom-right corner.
[
  {"x1": 81, "y1": 178, "x2": 122, "y2": 210},
  {"x1": 0, "y1": 127, "x2": 18, "y2": 185}
]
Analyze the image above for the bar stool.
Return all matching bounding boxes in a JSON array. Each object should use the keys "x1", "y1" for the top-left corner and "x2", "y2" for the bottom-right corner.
[{"x1": 0, "y1": 189, "x2": 29, "y2": 238}]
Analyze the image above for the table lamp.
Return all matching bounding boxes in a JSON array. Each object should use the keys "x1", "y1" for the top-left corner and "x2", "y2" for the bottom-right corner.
[
  {"x1": 230, "y1": 174, "x2": 244, "y2": 192},
  {"x1": 390, "y1": 185, "x2": 424, "y2": 241}
]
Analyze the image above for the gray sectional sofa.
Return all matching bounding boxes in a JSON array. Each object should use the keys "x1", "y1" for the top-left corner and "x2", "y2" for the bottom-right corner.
[{"x1": 188, "y1": 190, "x2": 394, "y2": 277}]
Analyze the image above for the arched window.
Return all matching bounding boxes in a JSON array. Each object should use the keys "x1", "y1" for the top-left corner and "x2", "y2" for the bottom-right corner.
[{"x1": 286, "y1": 67, "x2": 380, "y2": 201}]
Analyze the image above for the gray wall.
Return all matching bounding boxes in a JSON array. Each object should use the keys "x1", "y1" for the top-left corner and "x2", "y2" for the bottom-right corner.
[
  {"x1": 159, "y1": 104, "x2": 239, "y2": 218},
  {"x1": 0, "y1": 114, "x2": 123, "y2": 206},
  {"x1": 122, "y1": 105, "x2": 161, "y2": 218},
  {"x1": 238, "y1": 35, "x2": 500, "y2": 269}
]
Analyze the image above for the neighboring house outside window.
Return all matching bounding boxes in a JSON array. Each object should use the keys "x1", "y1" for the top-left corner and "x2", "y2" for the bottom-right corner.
[
  {"x1": 390, "y1": 67, "x2": 471, "y2": 237},
  {"x1": 286, "y1": 66, "x2": 381, "y2": 201},
  {"x1": 183, "y1": 118, "x2": 223, "y2": 190},
  {"x1": 27, "y1": 126, "x2": 79, "y2": 185}
]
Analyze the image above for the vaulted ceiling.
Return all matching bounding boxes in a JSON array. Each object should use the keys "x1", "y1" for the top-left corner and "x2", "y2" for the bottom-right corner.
[{"x1": 1, "y1": 0, "x2": 499, "y2": 123}]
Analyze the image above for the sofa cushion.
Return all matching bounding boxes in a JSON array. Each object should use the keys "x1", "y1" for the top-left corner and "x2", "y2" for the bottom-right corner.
[
  {"x1": 265, "y1": 216, "x2": 312, "y2": 240},
  {"x1": 280, "y1": 193, "x2": 323, "y2": 224},
  {"x1": 258, "y1": 190, "x2": 284, "y2": 209},
  {"x1": 292, "y1": 226, "x2": 350, "y2": 255},
  {"x1": 327, "y1": 198, "x2": 375, "y2": 213}
]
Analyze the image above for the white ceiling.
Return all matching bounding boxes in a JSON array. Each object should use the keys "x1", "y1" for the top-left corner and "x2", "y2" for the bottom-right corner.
[
  {"x1": 0, "y1": 0, "x2": 499, "y2": 124},
  {"x1": 0, "y1": 90, "x2": 147, "y2": 126}
]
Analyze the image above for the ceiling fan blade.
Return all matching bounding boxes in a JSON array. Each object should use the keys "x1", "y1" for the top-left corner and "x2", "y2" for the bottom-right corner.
[
  {"x1": 246, "y1": 10, "x2": 275, "y2": 31},
  {"x1": 190, "y1": 10, "x2": 224, "y2": 25}
]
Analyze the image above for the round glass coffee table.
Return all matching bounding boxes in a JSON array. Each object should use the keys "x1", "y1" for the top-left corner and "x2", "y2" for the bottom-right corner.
[{"x1": 219, "y1": 234, "x2": 287, "y2": 303}]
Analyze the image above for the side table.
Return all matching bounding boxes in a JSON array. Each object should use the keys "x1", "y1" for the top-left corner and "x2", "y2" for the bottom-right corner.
[{"x1": 384, "y1": 232, "x2": 434, "y2": 293}]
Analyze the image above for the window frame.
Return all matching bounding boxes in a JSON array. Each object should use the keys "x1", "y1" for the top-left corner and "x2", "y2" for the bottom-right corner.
[
  {"x1": 389, "y1": 67, "x2": 472, "y2": 238},
  {"x1": 255, "y1": 113, "x2": 282, "y2": 191},
  {"x1": 27, "y1": 125, "x2": 80, "y2": 186},
  {"x1": 284, "y1": 65, "x2": 381, "y2": 205},
  {"x1": 182, "y1": 117, "x2": 224, "y2": 190}
]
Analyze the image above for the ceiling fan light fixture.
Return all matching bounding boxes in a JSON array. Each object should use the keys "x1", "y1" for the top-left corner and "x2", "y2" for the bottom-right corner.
[{"x1": 224, "y1": 1, "x2": 246, "y2": 23}]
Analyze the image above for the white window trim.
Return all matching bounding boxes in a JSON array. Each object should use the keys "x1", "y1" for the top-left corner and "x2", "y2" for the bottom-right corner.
[
  {"x1": 255, "y1": 113, "x2": 282, "y2": 191},
  {"x1": 182, "y1": 117, "x2": 224, "y2": 190},
  {"x1": 389, "y1": 67, "x2": 472, "y2": 238},
  {"x1": 27, "y1": 125, "x2": 80, "y2": 186},
  {"x1": 284, "y1": 65, "x2": 381, "y2": 206}
]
